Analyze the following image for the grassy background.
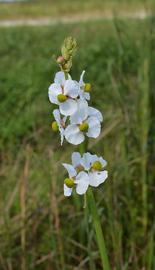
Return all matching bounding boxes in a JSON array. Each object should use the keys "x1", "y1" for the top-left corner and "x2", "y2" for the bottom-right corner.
[
  {"x1": 0, "y1": 0, "x2": 153, "y2": 19},
  {"x1": 0, "y1": 18, "x2": 155, "y2": 269}
]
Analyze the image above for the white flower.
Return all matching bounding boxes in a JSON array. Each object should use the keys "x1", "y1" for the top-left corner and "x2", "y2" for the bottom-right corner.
[
  {"x1": 48, "y1": 71, "x2": 79, "y2": 116},
  {"x1": 79, "y1": 71, "x2": 90, "y2": 101},
  {"x1": 62, "y1": 152, "x2": 108, "y2": 197},
  {"x1": 53, "y1": 109, "x2": 66, "y2": 145},
  {"x1": 64, "y1": 100, "x2": 102, "y2": 145},
  {"x1": 81, "y1": 152, "x2": 108, "y2": 187},
  {"x1": 62, "y1": 160, "x2": 89, "y2": 197}
]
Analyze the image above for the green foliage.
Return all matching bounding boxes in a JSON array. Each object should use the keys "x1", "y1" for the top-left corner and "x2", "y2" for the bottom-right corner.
[{"x1": 0, "y1": 19, "x2": 155, "y2": 269}]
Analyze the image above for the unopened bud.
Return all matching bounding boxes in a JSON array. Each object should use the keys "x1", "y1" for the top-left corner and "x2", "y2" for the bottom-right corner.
[
  {"x1": 51, "y1": 121, "x2": 59, "y2": 132},
  {"x1": 64, "y1": 178, "x2": 75, "y2": 188},
  {"x1": 84, "y1": 83, "x2": 91, "y2": 92},
  {"x1": 92, "y1": 161, "x2": 102, "y2": 171},
  {"x1": 57, "y1": 55, "x2": 65, "y2": 64},
  {"x1": 57, "y1": 94, "x2": 67, "y2": 103},
  {"x1": 79, "y1": 122, "x2": 89, "y2": 132}
]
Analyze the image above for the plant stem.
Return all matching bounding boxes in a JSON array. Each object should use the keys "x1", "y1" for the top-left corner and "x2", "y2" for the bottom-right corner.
[
  {"x1": 64, "y1": 71, "x2": 68, "y2": 80},
  {"x1": 79, "y1": 142, "x2": 110, "y2": 270},
  {"x1": 87, "y1": 188, "x2": 111, "y2": 270}
]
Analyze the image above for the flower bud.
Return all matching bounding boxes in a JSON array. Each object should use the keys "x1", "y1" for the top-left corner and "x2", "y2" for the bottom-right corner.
[
  {"x1": 64, "y1": 178, "x2": 75, "y2": 188},
  {"x1": 84, "y1": 83, "x2": 91, "y2": 92},
  {"x1": 51, "y1": 121, "x2": 59, "y2": 132},
  {"x1": 79, "y1": 122, "x2": 89, "y2": 132},
  {"x1": 57, "y1": 55, "x2": 65, "y2": 64},
  {"x1": 57, "y1": 94, "x2": 67, "y2": 103},
  {"x1": 92, "y1": 161, "x2": 102, "y2": 171}
]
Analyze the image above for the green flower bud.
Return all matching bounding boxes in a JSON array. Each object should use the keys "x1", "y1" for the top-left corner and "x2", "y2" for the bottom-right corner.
[
  {"x1": 84, "y1": 83, "x2": 91, "y2": 92},
  {"x1": 92, "y1": 161, "x2": 102, "y2": 171},
  {"x1": 57, "y1": 94, "x2": 67, "y2": 103},
  {"x1": 64, "y1": 178, "x2": 75, "y2": 188},
  {"x1": 79, "y1": 122, "x2": 89, "y2": 132},
  {"x1": 51, "y1": 121, "x2": 59, "y2": 132},
  {"x1": 60, "y1": 37, "x2": 77, "y2": 73}
]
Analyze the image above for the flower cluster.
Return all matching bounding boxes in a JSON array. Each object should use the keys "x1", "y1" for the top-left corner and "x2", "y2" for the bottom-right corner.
[
  {"x1": 48, "y1": 37, "x2": 108, "y2": 197},
  {"x1": 63, "y1": 152, "x2": 108, "y2": 196},
  {"x1": 48, "y1": 71, "x2": 102, "y2": 145}
]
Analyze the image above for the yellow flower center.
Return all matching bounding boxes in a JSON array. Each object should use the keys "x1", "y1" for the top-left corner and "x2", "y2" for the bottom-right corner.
[
  {"x1": 57, "y1": 94, "x2": 67, "y2": 103},
  {"x1": 79, "y1": 122, "x2": 89, "y2": 132},
  {"x1": 92, "y1": 161, "x2": 102, "y2": 171},
  {"x1": 64, "y1": 178, "x2": 75, "y2": 188},
  {"x1": 51, "y1": 121, "x2": 59, "y2": 132},
  {"x1": 84, "y1": 83, "x2": 91, "y2": 92}
]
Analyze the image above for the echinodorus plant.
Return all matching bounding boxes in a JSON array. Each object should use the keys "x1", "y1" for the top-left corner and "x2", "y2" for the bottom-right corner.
[{"x1": 48, "y1": 37, "x2": 111, "y2": 270}]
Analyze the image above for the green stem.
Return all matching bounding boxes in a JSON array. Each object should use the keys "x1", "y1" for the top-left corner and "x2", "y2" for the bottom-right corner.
[
  {"x1": 87, "y1": 188, "x2": 111, "y2": 270},
  {"x1": 64, "y1": 71, "x2": 68, "y2": 80}
]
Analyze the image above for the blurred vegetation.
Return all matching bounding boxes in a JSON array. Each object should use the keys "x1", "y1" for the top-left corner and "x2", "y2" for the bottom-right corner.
[
  {"x1": 0, "y1": 0, "x2": 153, "y2": 19},
  {"x1": 0, "y1": 18, "x2": 155, "y2": 269}
]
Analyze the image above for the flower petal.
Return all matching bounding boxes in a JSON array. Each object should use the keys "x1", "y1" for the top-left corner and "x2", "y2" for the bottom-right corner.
[
  {"x1": 62, "y1": 163, "x2": 77, "y2": 177},
  {"x1": 79, "y1": 70, "x2": 85, "y2": 86},
  {"x1": 75, "y1": 171, "x2": 89, "y2": 195},
  {"x1": 53, "y1": 109, "x2": 61, "y2": 124},
  {"x1": 88, "y1": 107, "x2": 103, "y2": 122},
  {"x1": 64, "y1": 80, "x2": 79, "y2": 98},
  {"x1": 54, "y1": 71, "x2": 71, "y2": 85},
  {"x1": 60, "y1": 99, "x2": 78, "y2": 116},
  {"x1": 70, "y1": 100, "x2": 88, "y2": 124},
  {"x1": 71, "y1": 152, "x2": 81, "y2": 167},
  {"x1": 65, "y1": 125, "x2": 85, "y2": 145},
  {"x1": 86, "y1": 117, "x2": 101, "y2": 138},
  {"x1": 64, "y1": 184, "x2": 72, "y2": 197},
  {"x1": 89, "y1": 170, "x2": 108, "y2": 187},
  {"x1": 48, "y1": 83, "x2": 62, "y2": 104},
  {"x1": 99, "y1": 157, "x2": 107, "y2": 168}
]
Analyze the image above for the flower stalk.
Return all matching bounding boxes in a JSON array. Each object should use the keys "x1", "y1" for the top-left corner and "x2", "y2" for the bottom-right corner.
[{"x1": 87, "y1": 188, "x2": 111, "y2": 270}]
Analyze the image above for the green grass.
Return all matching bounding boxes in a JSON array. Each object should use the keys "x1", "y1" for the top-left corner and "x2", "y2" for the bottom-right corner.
[
  {"x1": 0, "y1": 18, "x2": 155, "y2": 269},
  {"x1": 0, "y1": 0, "x2": 153, "y2": 19}
]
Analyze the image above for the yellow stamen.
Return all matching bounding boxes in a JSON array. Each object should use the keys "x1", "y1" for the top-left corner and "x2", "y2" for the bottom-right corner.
[
  {"x1": 79, "y1": 122, "x2": 89, "y2": 132},
  {"x1": 84, "y1": 83, "x2": 91, "y2": 92},
  {"x1": 57, "y1": 94, "x2": 67, "y2": 103},
  {"x1": 92, "y1": 161, "x2": 102, "y2": 171},
  {"x1": 64, "y1": 178, "x2": 75, "y2": 188},
  {"x1": 51, "y1": 121, "x2": 59, "y2": 132}
]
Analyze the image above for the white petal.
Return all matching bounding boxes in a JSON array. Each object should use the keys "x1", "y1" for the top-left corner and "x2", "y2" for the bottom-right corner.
[
  {"x1": 64, "y1": 184, "x2": 72, "y2": 197},
  {"x1": 71, "y1": 152, "x2": 81, "y2": 167},
  {"x1": 80, "y1": 152, "x2": 97, "y2": 170},
  {"x1": 60, "y1": 99, "x2": 78, "y2": 116},
  {"x1": 65, "y1": 125, "x2": 85, "y2": 145},
  {"x1": 64, "y1": 80, "x2": 79, "y2": 98},
  {"x1": 54, "y1": 71, "x2": 71, "y2": 85},
  {"x1": 70, "y1": 100, "x2": 88, "y2": 124},
  {"x1": 62, "y1": 163, "x2": 77, "y2": 177},
  {"x1": 86, "y1": 117, "x2": 101, "y2": 138},
  {"x1": 89, "y1": 170, "x2": 108, "y2": 187},
  {"x1": 99, "y1": 157, "x2": 107, "y2": 168},
  {"x1": 75, "y1": 171, "x2": 89, "y2": 195},
  {"x1": 88, "y1": 107, "x2": 103, "y2": 122},
  {"x1": 53, "y1": 109, "x2": 61, "y2": 124},
  {"x1": 48, "y1": 83, "x2": 62, "y2": 104},
  {"x1": 79, "y1": 70, "x2": 85, "y2": 86}
]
